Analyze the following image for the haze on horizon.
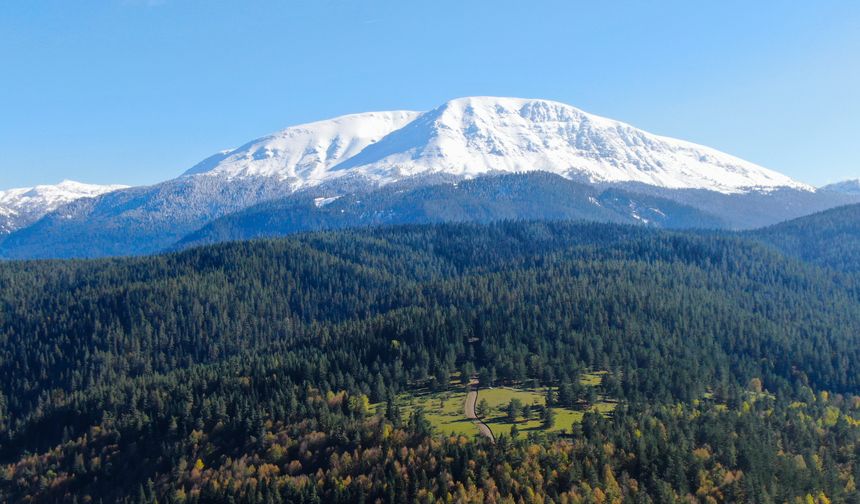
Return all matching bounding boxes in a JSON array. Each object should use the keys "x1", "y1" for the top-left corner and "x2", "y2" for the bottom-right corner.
[{"x1": 1, "y1": 0, "x2": 858, "y2": 189}]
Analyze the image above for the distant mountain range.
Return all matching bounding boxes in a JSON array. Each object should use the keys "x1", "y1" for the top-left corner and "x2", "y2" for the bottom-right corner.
[
  {"x1": 0, "y1": 96, "x2": 857, "y2": 259},
  {"x1": 0, "y1": 180, "x2": 127, "y2": 234},
  {"x1": 820, "y1": 179, "x2": 860, "y2": 195}
]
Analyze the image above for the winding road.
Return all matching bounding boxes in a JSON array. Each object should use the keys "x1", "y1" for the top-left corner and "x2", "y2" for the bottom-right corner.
[{"x1": 465, "y1": 377, "x2": 495, "y2": 442}]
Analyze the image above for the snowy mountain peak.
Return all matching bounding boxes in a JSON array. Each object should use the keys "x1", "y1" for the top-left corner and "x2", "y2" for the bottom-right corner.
[
  {"x1": 182, "y1": 96, "x2": 811, "y2": 195},
  {"x1": 183, "y1": 110, "x2": 421, "y2": 184},
  {"x1": 334, "y1": 96, "x2": 811, "y2": 193},
  {"x1": 0, "y1": 180, "x2": 127, "y2": 233},
  {"x1": 820, "y1": 179, "x2": 860, "y2": 195}
]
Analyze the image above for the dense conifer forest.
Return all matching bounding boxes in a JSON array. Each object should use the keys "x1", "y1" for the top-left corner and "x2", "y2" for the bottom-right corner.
[
  {"x1": 1, "y1": 220, "x2": 859, "y2": 503},
  {"x1": 750, "y1": 203, "x2": 860, "y2": 272}
]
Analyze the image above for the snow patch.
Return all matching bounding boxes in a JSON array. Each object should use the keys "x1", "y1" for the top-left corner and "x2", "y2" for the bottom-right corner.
[
  {"x1": 631, "y1": 212, "x2": 649, "y2": 224},
  {"x1": 313, "y1": 196, "x2": 341, "y2": 208}
]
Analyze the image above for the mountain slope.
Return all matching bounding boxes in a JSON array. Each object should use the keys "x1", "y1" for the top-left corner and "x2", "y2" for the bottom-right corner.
[
  {"x1": 0, "y1": 175, "x2": 306, "y2": 258},
  {"x1": 331, "y1": 97, "x2": 809, "y2": 193},
  {"x1": 610, "y1": 182, "x2": 860, "y2": 229},
  {"x1": 175, "y1": 172, "x2": 725, "y2": 250},
  {"x1": 184, "y1": 110, "x2": 421, "y2": 182},
  {"x1": 0, "y1": 180, "x2": 126, "y2": 234},
  {"x1": 748, "y1": 203, "x2": 860, "y2": 272}
]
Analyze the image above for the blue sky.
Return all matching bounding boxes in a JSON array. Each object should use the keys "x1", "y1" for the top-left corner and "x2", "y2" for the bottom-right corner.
[{"x1": 1, "y1": 0, "x2": 858, "y2": 189}]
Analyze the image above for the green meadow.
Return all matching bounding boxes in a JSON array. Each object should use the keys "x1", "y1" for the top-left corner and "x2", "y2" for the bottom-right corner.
[{"x1": 384, "y1": 371, "x2": 617, "y2": 438}]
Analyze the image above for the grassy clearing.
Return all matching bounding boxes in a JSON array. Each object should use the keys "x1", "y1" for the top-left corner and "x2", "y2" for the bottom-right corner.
[
  {"x1": 372, "y1": 373, "x2": 478, "y2": 437},
  {"x1": 373, "y1": 370, "x2": 618, "y2": 438},
  {"x1": 399, "y1": 389, "x2": 479, "y2": 437},
  {"x1": 477, "y1": 386, "x2": 616, "y2": 436},
  {"x1": 580, "y1": 371, "x2": 607, "y2": 387}
]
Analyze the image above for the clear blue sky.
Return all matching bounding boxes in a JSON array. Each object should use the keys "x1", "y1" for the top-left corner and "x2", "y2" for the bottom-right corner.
[{"x1": 1, "y1": 0, "x2": 858, "y2": 189}]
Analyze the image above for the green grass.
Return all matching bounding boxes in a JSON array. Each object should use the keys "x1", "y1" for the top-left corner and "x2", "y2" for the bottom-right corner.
[
  {"x1": 476, "y1": 386, "x2": 616, "y2": 436},
  {"x1": 477, "y1": 387, "x2": 546, "y2": 408},
  {"x1": 580, "y1": 371, "x2": 607, "y2": 387},
  {"x1": 395, "y1": 389, "x2": 479, "y2": 437},
  {"x1": 402, "y1": 390, "x2": 478, "y2": 436},
  {"x1": 478, "y1": 387, "x2": 546, "y2": 435},
  {"x1": 375, "y1": 371, "x2": 617, "y2": 438}
]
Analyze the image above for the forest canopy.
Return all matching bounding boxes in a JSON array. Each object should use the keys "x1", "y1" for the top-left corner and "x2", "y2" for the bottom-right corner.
[{"x1": 1, "y1": 220, "x2": 859, "y2": 503}]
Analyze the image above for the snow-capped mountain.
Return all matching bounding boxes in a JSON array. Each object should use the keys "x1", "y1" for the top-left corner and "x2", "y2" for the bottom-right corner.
[
  {"x1": 0, "y1": 180, "x2": 127, "y2": 233},
  {"x1": 187, "y1": 97, "x2": 811, "y2": 195},
  {"x1": 185, "y1": 111, "x2": 421, "y2": 183},
  {"x1": 0, "y1": 96, "x2": 840, "y2": 259},
  {"x1": 820, "y1": 179, "x2": 860, "y2": 195}
]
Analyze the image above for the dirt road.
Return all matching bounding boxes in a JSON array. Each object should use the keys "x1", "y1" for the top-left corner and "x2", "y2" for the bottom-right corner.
[{"x1": 464, "y1": 377, "x2": 495, "y2": 442}]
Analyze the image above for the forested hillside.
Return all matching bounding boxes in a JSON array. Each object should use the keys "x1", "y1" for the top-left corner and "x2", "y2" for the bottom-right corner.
[
  {"x1": 174, "y1": 173, "x2": 724, "y2": 251},
  {"x1": 1, "y1": 221, "x2": 859, "y2": 503},
  {"x1": 749, "y1": 203, "x2": 860, "y2": 272}
]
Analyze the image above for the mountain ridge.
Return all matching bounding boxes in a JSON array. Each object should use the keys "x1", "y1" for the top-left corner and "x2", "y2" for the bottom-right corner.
[
  {"x1": 178, "y1": 96, "x2": 812, "y2": 195},
  {"x1": 820, "y1": 179, "x2": 860, "y2": 195},
  {"x1": 0, "y1": 96, "x2": 850, "y2": 259},
  {"x1": 0, "y1": 180, "x2": 127, "y2": 234}
]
